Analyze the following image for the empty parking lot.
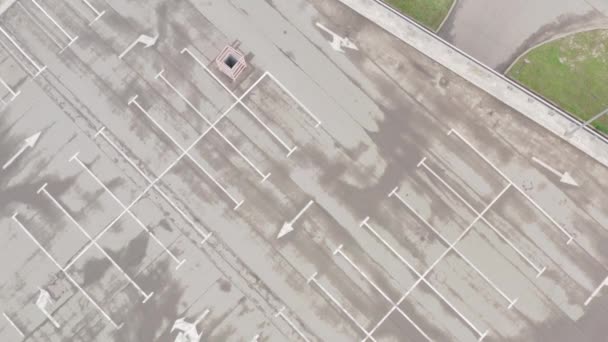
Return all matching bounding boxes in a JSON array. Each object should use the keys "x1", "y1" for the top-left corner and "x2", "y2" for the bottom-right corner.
[{"x1": 1, "y1": 0, "x2": 608, "y2": 341}]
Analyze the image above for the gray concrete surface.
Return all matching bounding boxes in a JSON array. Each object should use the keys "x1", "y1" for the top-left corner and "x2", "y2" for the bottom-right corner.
[
  {"x1": 438, "y1": 0, "x2": 608, "y2": 71},
  {"x1": 0, "y1": 0, "x2": 607, "y2": 341},
  {"x1": 351, "y1": 0, "x2": 608, "y2": 171},
  {"x1": 0, "y1": 0, "x2": 16, "y2": 15}
]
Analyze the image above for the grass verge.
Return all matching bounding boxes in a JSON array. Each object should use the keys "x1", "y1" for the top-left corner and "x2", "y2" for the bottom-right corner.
[
  {"x1": 508, "y1": 29, "x2": 608, "y2": 135},
  {"x1": 384, "y1": 0, "x2": 455, "y2": 31}
]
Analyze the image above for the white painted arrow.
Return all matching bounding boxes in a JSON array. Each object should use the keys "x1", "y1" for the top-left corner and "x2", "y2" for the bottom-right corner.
[
  {"x1": 36, "y1": 288, "x2": 60, "y2": 328},
  {"x1": 172, "y1": 309, "x2": 209, "y2": 342},
  {"x1": 277, "y1": 200, "x2": 315, "y2": 239},
  {"x1": 315, "y1": 22, "x2": 358, "y2": 53},
  {"x1": 2, "y1": 131, "x2": 41, "y2": 170},
  {"x1": 119, "y1": 33, "x2": 159, "y2": 59},
  {"x1": 532, "y1": 157, "x2": 578, "y2": 186}
]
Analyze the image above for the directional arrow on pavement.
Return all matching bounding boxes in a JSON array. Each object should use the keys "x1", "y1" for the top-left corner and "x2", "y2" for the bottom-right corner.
[
  {"x1": 315, "y1": 22, "x2": 358, "y2": 53},
  {"x1": 277, "y1": 200, "x2": 315, "y2": 239},
  {"x1": 532, "y1": 156, "x2": 578, "y2": 187},
  {"x1": 171, "y1": 309, "x2": 209, "y2": 342},
  {"x1": 119, "y1": 33, "x2": 159, "y2": 59},
  {"x1": 36, "y1": 288, "x2": 60, "y2": 328},
  {"x1": 2, "y1": 131, "x2": 41, "y2": 170}
]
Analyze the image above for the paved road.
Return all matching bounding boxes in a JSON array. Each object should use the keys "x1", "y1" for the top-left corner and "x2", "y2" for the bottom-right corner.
[
  {"x1": 439, "y1": 0, "x2": 608, "y2": 71},
  {"x1": 0, "y1": 0, "x2": 607, "y2": 341}
]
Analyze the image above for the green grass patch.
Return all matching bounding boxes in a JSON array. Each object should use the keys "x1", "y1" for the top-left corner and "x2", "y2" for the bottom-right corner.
[
  {"x1": 385, "y1": 0, "x2": 455, "y2": 31},
  {"x1": 508, "y1": 29, "x2": 608, "y2": 135}
]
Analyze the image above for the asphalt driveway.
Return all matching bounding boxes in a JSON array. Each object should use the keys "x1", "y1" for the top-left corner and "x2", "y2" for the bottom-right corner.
[{"x1": 438, "y1": 0, "x2": 608, "y2": 71}]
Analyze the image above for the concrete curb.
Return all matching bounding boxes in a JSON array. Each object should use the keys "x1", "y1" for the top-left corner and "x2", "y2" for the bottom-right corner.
[{"x1": 339, "y1": 0, "x2": 608, "y2": 169}]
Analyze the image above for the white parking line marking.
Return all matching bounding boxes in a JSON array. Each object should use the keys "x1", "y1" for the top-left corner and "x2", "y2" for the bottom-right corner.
[
  {"x1": 180, "y1": 48, "x2": 234, "y2": 95},
  {"x1": 0, "y1": 33, "x2": 35, "y2": 78},
  {"x1": 64, "y1": 73, "x2": 264, "y2": 295},
  {"x1": 585, "y1": 275, "x2": 608, "y2": 306},
  {"x1": 95, "y1": 127, "x2": 212, "y2": 244},
  {"x1": 333, "y1": 245, "x2": 432, "y2": 341},
  {"x1": 154, "y1": 69, "x2": 272, "y2": 181},
  {"x1": 448, "y1": 129, "x2": 574, "y2": 244},
  {"x1": 0, "y1": 76, "x2": 20, "y2": 102},
  {"x1": 265, "y1": 72, "x2": 322, "y2": 128},
  {"x1": 29, "y1": 0, "x2": 78, "y2": 52},
  {"x1": 129, "y1": 94, "x2": 244, "y2": 209},
  {"x1": 12, "y1": 213, "x2": 123, "y2": 329},
  {"x1": 411, "y1": 164, "x2": 519, "y2": 306},
  {"x1": 80, "y1": 0, "x2": 105, "y2": 26},
  {"x1": 0, "y1": 25, "x2": 46, "y2": 77},
  {"x1": 58, "y1": 36, "x2": 78, "y2": 54},
  {"x1": 37, "y1": 181, "x2": 154, "y2": 300},
  {"x1": 71, "y1": 154, "x2": 186, "y2": 268},
  {"x1": 16, "y1": 1, "x2": 63, "y2": 50},
  {"x1": 286, "y1": 145, "x2": 298, "y2": 158},
  {"x1": 390, "y1": 184, "x2": 520, "y2": 305},
  {"x1": 307, "y1": 272, "x2": 376, "y2": 341},
  {"x1": 181, "y1": 48, "x2": 300, "y2": 155},
  {"x1": 275, "y1": 306, "x2": 312, "y2": 342},
  {"x1": 417, "y1": 158, "x2": 546, "y2": 276},
  {"x1": 3, "y1": 312, "x2": 24, "y2": 337},
  {"x1": 360, "y1": 218, "x2": 489, "y2": 341}
]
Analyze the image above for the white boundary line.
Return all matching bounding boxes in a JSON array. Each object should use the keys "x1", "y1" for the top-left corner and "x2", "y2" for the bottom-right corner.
[
  {"x1": 0, "y1": 25, "x2": 46, "y2": 76},
  {"x1": 80, "y1": 0, "x2": 105, "y2": 26},
  {"x1": 12, "y1": 213, "x2": 123, "y2": 329},
  {"x1": 307, "y1": 272, "x2": 376, "y2": 341},
  {"x1": 71, "y1": 154, "x2": 186, "y2": 269},
  {"x1": 390, "y1": 185, "x2": 545, "y2": 278},
  {"x1": 334, "y1": 245, "x2": 432, "y2": 341},
  {"x1": 585, "y1": 275, "x2": 608, "y2": 306},
  {"x1": 274, "y1": 306, "x2": 312, "y2": 342},
  {"x1": 416, "y1": 157, "x2": 547, "y2": 277},
  {"x1": 390, "y1": 184, "x2": 519, "y2": 306},
  {"x1": 0, "y1": 30, "x2": 35, "y2": 77},
  {"x1": 95, "y1": 126, "x2": 212, "y2": 244},
  {"x1": 182, "y1": 47, "x2": 322, "y2": 128},
  {"x1": 66, "y1": 73, "x2": 266, "y2": 275},
  {"x1": 264, "y1": 72, "x2": 322, "y2": 128},
  {"x1": 359, "y1": 218, "x2": 489, "y2": 341},
  {"x1": 448, "y1": 129, "x2": 574, "y2": 244},
  {"x1": 181, "y1": 47, "x2": 300, "y2": 156},
  {"x1": 0, "y1": 76, "x2": 20, "y2": 102},
  {"x1": 3, "y1": 311, "x2": 24, "y2": 337},
  {"x1": 29, "y1": 0, "x2": 78, "y2": 44},
  {"x1": 128, "y1": 94, "x2": 244, "y2": 208},
  {"x1": 405, "y1": 168, "x2": 518, "y2": 306},
  {"x1": 37, "y1": 182, "x2": 155, "y2": 299},
  {"x1": 16, "y1": 1, "x2": 63, "y2": 50},
  {"x1": 155, "y1": 69, "x2": 294, "y2": 164},
  {"x1": 152, "y1": 70, "x2": 271, "y2": 182}
]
